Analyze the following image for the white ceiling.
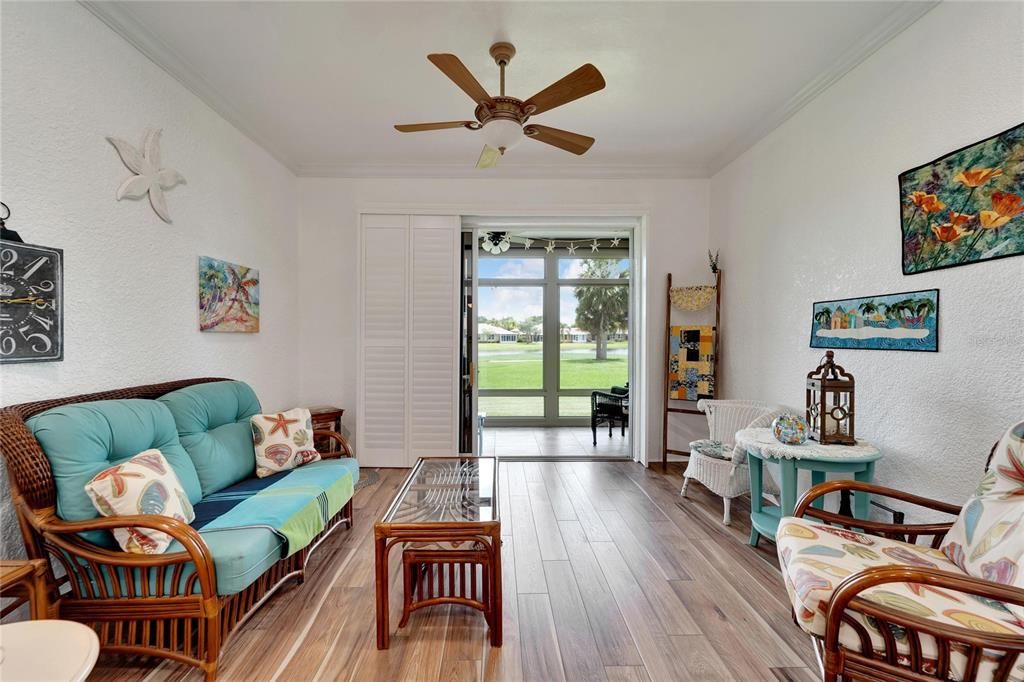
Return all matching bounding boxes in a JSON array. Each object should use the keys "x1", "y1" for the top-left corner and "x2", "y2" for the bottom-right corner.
[{"x1": 84, "y1": 1, "x2": 935, "y2": 178}]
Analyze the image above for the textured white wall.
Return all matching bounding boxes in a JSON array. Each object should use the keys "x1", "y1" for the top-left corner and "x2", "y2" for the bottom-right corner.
[
  {"x1": 0, "y1": 3, "x2": 301, "y2": 557},
  {"x1": 296, "y1": 177, "x2": 712, "y2": 465},
  {"x1": 709, "y1": 1, "x2": 1024, "y2": 516}
]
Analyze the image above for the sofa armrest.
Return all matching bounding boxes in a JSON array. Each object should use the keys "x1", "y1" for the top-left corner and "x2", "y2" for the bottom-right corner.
[
  {"x1": 38, "y1": 514, "x2": 217, "y2": 600},
  {"x1": 314, "y1": 429, "x2": 353, "y2": 458},
  {"x1": 825, "y1": 565, "x2": 1024, "y2": 676},
  {"x1": 794, "y1": 480, "x2": 960, "y2": 546}
]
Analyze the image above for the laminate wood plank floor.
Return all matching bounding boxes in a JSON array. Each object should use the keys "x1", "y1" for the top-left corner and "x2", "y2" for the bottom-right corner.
[
  {"x1": 484, "y1": 427, "x2": 631, "y2": 459},
  {"x1": 88, "y1": 462, "x2": 819, "y2": 682}
]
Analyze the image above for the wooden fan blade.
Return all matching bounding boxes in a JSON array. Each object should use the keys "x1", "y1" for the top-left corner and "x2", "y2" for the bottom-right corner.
[
  {"x1": 524, "y1": 64, "x2": 605, "y2": 116},
  {"x1": 427, "y1": 54, "x2": 493, "y2": 105},
  {"x1": 524, "y1": 125, "x2": 595, "y2": 155},
  {"x1": 476, "y1": 145, "x2": 501, "y2": 169},
  {"x1": 395, "y1": 121, "x2": 476, "y2": 132}
]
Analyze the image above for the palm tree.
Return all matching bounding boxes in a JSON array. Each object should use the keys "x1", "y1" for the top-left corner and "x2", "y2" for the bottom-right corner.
[
  {"x1": 574, "y1": 260, "x2": 629, "y2": 360},
  {"x1": 911, "y1": 297, "x2": 935, "y2": 327},
  {"x1": 814, "y1": 307, "x2": 833, "y2": 328}
]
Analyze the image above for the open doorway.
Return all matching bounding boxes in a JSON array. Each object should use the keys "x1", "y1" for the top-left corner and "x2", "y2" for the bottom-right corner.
[{"x1": 464, "y1": 224, "x2": 633, "y2": 459}]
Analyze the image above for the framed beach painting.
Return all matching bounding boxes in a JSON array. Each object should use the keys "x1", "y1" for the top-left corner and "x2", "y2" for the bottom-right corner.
[
  {"x1": 899, "y1": 122, "x2": 1024, "y2": 275},
  {"x1": 198, "y1": 256, "x2": 260, "y2": 333},
  {"x1": 810, "y1": 289, "x2": 938, "y2": 352}
]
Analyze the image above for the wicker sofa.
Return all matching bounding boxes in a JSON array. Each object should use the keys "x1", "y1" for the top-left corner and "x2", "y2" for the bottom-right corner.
[{"x1": 0, "y1": 378, "x2": 358, "y2": 680}]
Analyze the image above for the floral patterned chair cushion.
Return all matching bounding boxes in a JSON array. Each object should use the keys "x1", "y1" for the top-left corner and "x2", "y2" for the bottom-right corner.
[
  {"x1": 688, "y1": 439, "x2": 731, "y2": 460},
  {"x1": 941, "y1": 421, "x2": 1024, "y2": 621},
  {"x1": 777, "y1": 516, "x2": 1024, "y2": 681}
]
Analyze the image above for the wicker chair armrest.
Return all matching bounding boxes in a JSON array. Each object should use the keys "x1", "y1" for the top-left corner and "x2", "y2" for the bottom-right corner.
[
  {"x1": 314, "y1": 429, "x2": 353, "y2": 458},
  {"x1": 825, "y1": 565, "x2": 1024, "y2": 654},
  {"x1": 38, "y1": 514, "x2": 217, "y2": 598},
  {"x1": 794, "y1": 480, "x2": 961, "y2": 540}
]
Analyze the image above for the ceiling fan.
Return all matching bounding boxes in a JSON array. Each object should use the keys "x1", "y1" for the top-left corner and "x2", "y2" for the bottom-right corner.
[{"x1": 394, "y1": 42, "x2": 605, "y2": 168}]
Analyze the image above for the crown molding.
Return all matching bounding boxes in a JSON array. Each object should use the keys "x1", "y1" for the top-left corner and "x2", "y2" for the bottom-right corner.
[
  {"x1": 294, "y1": 161, "x2": 708, "y2": 180},
  {"x1": 79, "y1": 0, "x2": 300, "y2": 174},
  {"x1": 707, "y1": 1, "x2": 938, "y2": 175},
  {"x1": 82, "y1": 0, "x2": 936, "y2": 181}
]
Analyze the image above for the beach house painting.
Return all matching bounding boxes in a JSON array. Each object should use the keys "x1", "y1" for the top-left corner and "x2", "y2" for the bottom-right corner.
[{"x1": 811, "y1": 289, "x2": 938, "y2": 352}]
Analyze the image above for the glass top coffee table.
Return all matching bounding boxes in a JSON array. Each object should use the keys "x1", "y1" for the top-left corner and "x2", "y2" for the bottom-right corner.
[{"x1": 374, "y1": 457, "x2": 501, "y2": 649}]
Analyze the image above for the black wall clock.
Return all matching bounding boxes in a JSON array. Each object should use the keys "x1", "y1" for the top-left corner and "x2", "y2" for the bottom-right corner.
[{"x1": 0, "y1": 239, "x2": 63, "y2": 363}]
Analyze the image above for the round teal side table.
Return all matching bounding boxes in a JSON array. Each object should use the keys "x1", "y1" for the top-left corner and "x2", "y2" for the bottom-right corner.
[{"x1": 735, "y1": 427, "x2": 883, "y2": 547}]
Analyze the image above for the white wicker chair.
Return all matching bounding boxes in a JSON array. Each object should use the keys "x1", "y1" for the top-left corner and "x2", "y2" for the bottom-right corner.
[{"x1": 681, "y1": 399, "x2": 787, "y2": 525}]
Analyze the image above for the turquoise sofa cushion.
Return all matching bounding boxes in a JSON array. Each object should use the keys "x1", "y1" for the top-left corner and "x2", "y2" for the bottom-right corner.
[
  {"x1": 27, "y1": 399, "x2": 204, "y2": 527},
  {"x1": 168, "y1": 458, "x2": 359, "y2": 595},
  {"x1": 158, "y1": 381, "x2": 262, "y2": 496}
]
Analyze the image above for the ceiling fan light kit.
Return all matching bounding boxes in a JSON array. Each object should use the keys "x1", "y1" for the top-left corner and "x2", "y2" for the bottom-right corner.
[{"x1": 395, "y1": 42, "x2": 605, "y2": 168}]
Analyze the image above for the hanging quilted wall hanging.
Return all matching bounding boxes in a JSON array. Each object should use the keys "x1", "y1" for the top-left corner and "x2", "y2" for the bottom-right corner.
[{"x1": 668, "y1": 325, "x2": 715, "y2": 400}]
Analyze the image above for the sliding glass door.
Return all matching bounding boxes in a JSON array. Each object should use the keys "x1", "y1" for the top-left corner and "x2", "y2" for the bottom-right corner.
[{"x1": 477, "y1": 240, "x2": 630, "y2": 426}]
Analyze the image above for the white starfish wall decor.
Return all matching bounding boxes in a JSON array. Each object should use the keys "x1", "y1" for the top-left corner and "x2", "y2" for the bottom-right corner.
[{"x1": 106, "y1": 129, "x2": 186, "y2": 223}]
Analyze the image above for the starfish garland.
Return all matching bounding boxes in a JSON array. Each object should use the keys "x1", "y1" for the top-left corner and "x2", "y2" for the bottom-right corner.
[
  {"x1": 610, "y1": 237, "x2": 621, "y2": 247},
  {"x1": 566, "y1": 242, "x2": 578, "y2": 254},
  {"x1": 107, "y1": 129, "x2": 186, "y2": 224},
  {"x1": 590, "y1": 239, "x2": 600, "y2": 252},
  {"x1": 545, "y1": 241, "x2": 556, "y2": 253},
  {"x1": 522, "y1": 238, "x2": 534, "y2": 250}
]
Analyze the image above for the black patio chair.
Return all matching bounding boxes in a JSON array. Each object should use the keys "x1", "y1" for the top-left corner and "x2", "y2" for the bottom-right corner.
[{"x1": 591, "y1": 384, "x2": 629, "y2": 446}]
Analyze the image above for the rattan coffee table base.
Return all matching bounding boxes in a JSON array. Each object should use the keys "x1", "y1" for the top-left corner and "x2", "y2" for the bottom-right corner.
[{"x1": 399, "y1": 547, "x2": 495, "y2": 634}]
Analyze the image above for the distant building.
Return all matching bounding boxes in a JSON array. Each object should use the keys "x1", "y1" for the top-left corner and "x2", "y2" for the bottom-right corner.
[
  {"x1": 478, "y1": 323, "x2": 521, "y2": 343},
  {"x1": 561, "y1": 327, "x2": 591, "y2": 343}
]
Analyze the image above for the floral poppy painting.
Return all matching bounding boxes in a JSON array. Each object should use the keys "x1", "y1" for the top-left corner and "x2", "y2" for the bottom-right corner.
[
  {"x1": 198, "y1": 256, "x2": 260, "y2": 332},
  {"x1": 899, "y1": 122, "x2": 1024, "y2": 274}
]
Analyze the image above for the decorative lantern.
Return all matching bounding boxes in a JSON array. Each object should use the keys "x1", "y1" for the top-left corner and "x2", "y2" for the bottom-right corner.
[{"x1": 805, "y1": 350, "x2": 855, "y2": 445}]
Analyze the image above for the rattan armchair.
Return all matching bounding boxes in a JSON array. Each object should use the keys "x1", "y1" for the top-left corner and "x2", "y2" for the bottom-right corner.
[
  {"x1": 0, "y1": 378, "x2": 355, "y2": 681},
  {"x1": 787, "y1": 480, "x2": 1024, "y2": 681}
]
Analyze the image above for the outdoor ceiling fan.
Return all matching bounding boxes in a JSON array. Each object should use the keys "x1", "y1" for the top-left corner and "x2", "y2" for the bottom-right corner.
[{"x1": 394, "y1": 42, "x2": 605, "y2": 168}]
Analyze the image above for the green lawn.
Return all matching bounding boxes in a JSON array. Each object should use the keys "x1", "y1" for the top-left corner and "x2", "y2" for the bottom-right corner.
[{"x1": 478, "y1": 341, "x2": 628, "y2": 390}]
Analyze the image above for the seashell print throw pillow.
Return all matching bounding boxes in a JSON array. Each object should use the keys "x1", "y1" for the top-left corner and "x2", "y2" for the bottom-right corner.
[
  {"x1": 84, "y1": 449, "x2": 196, "y2": 554},
  {"x1": 251, "y1": 408, "x2": 320, "y2": 478},
  {"x1": 941, "y1": 421, "x2": 1024, "y2": 619}
]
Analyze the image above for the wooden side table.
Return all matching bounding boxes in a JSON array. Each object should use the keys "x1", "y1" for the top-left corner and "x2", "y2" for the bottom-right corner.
[
  {"x1": 310, "y1": 406, "x2": 345, "y2": 454},
  {"x1": 1, "y1": 559, "x2": 49, "y2": 620},
  {"x1": 736, "y1": 427, "x2": 883, "y2": 546}
]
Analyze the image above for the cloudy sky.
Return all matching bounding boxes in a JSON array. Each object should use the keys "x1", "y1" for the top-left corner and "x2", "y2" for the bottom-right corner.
[{"x1": 477, "y1": 257, "x2": 628, "y2": 325}]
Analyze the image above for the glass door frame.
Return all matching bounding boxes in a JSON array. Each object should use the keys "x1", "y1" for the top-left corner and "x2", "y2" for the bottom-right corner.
[{"x1": 475, "y1": 231, "x2": 632, "y2": 428}]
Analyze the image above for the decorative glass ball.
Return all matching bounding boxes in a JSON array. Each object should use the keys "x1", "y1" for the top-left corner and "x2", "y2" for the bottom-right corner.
[{"x1": 772, "y1": 414, "x2": 809, "y2": 445}]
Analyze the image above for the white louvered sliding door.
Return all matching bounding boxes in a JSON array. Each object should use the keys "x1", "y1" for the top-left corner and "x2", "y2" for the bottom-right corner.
[{"x1": 357, "y1": 214, "x2": 460, "y2": 467}]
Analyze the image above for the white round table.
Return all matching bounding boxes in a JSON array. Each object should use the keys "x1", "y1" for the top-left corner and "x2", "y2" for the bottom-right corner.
[{"x1": 0, "y1": 620, "x2": 99, "y2": 682}]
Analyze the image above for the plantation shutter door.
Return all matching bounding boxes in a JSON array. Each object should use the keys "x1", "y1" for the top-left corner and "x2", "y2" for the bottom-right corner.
[
  {"x1": 409, "y1": 216, "x2": 460, "y2": 458},
  {"x1": 358, "y1": 214, "x2": 410, "y2": 467},
  {"x1": 358, "y1": 214, "x2": 460, "y2": 467}
]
